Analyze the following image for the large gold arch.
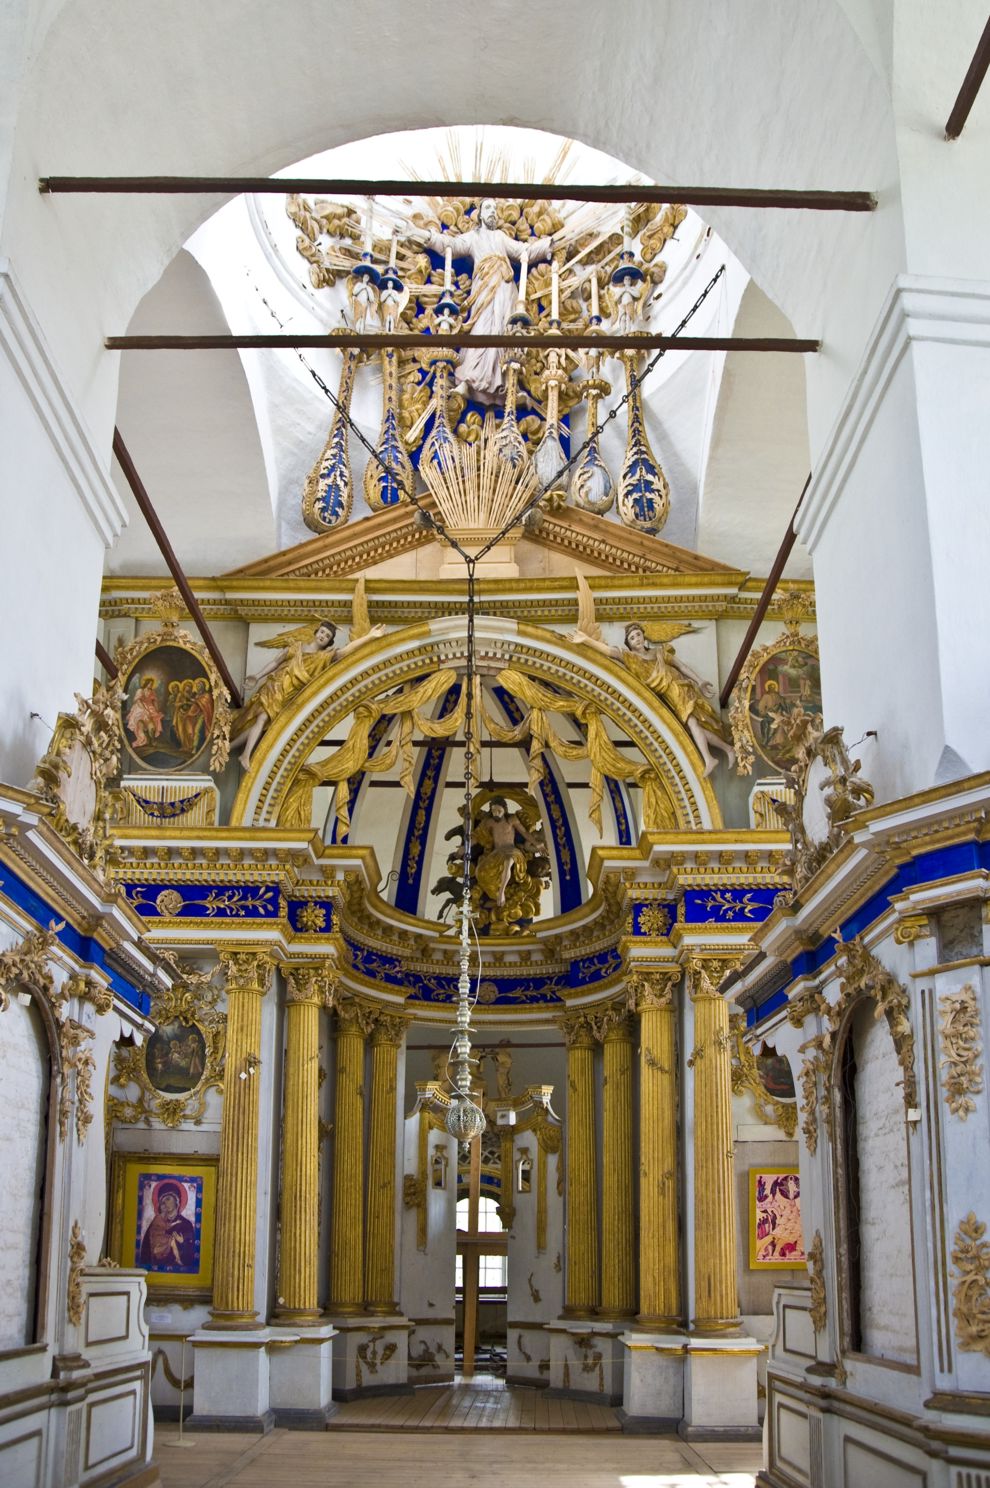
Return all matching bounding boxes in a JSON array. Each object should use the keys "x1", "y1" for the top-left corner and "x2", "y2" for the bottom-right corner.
[{"x1": 230, "y1": 616, "x2": 722, "y2": 830}]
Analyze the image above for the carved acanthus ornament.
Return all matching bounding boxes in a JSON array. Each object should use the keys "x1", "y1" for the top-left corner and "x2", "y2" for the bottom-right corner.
[
  {"x1": 808, "y1": 1231, "x2": 827, "y2": 1333},
  {"x1": 939, "y1": 983, "x2": 983, "y2": 1119},
  {"x1": 557, "y1": 1011, "x2": 597, "y2": 1050},
  {"x1": 626, "y1": 967, "x2": 679, "y2": 1012},
  {"x1": 30, "y1": 684, "x2": 121, "y2": 874},
  {"x1": 285, "y1": 967, "x2": 338, "y2": 1008},
  {"x1": 786, "y1": 937, "x2": 917, "y2": 1154},
  {"x1": 774, "y1": 726, "x2": 875, "y2": 892},
  {"x1": 219, "y1": 949, "x2": 274, "y2": 998},
  {"x1": 52, "y1": 974, "x2": 114, "y2": 1018},
  {"x1": 57, "y1": 1018, "x2": 95, "y2": 1144},
  {"x1": 951, "y1": 1212, "x2": 990, "y2": 1357},
  {"x1": 729, "y1": 1014, "x2": 798, "y2": 1137},
  {"x1": 0, "y1": 921, "x2": 62, "y2": 1011},
  {"x1": 67, "y1": 1221, "x2": 86, "y2": 1326}
]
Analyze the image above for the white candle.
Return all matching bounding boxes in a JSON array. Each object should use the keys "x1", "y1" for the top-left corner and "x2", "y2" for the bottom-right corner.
[
  {"x1": 517, "y1": 250, "x2": 529, "y2": 307},
  {"x1": 551, "y1": 258, "x2": 559, "y2": 321},
  {"x1": 590, "y1": 268, "x2": 599, "y2": 319},
  {"x1": 444, "y1": 244, "x2": 452, "y2": 291},
  {"x1": 364, "y1": 199, "x2": 374, "y2": 254},
  {"x1": 389, "y1": 227, "x2": 398, "y2": 268},
  {"x1": 623, "y1": 210, "x2": 632, "y2": 254}
]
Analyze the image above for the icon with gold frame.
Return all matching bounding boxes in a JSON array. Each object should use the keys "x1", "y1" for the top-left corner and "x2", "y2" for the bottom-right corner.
[
  {"x1": 109, "y1": 1151, "x2": 218, "y2": 1300},
  {"x1": 729, "y1": 593, "x2": 821, "y2": 775}
]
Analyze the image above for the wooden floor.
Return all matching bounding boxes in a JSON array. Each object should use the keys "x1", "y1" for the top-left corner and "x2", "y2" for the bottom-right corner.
[
  {"x1": 330, "y1": 1373, "x2": 621, "y2": 1431},
  {"x1": 154, "y1": 1422, "x2": 765, "y2": 1488}
]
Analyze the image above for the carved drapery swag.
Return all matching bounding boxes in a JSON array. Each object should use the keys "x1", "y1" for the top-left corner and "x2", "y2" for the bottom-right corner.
[
  {"x1": 487, "y1": 669, "x2": 679, "y2": 834},
  {"x1": 788, "y1": 935, "x2": 917, "y2": 1155},
  {"x1": 281, "y1": 669, "x2": 459, "y2": 831}
]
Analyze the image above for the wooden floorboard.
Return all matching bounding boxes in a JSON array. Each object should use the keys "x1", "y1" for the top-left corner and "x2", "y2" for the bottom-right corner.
[{"x1": 153, "y1": 1421, "x2": 762, "y2": 1487}]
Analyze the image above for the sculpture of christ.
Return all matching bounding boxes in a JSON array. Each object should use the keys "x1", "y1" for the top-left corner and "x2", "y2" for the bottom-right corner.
[{"x1": 414, "y1": 197, "x2": 553, "y2": 402}]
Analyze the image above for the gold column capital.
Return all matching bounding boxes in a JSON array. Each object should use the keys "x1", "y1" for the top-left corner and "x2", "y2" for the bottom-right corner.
[
  {"x1": 628, "y1": 966, "x2": 680, "y2": 1012},
  {"x1": 370, "y1": 1012, "x2": 407, "y2": 1047},
  {"x1": 336, "y1": 994, "x2": 377, "y2": 1035},
  {"x1": 218, "y1": 947, "x2": 274, "y2": 996},
  {"x1": 686, "y1": 955, "x2": 740, "y2": 1002},
  {"x1": 285, "y1": 965, "x2": 337, "y2": 1008},
  {"x1": 557, "y1": 1011, "x2": 596, "y2": 1050},
  {"x1": 591, "y1": 1004, "x2": 635, "y2": 1044}
]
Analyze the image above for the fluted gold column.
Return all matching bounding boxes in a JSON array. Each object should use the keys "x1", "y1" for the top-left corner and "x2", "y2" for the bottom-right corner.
[
  {"x1": 689, "y1": 959, "x2": 741, "y2": 1333},
  {"x1": 329, "y1": 996, "x2": 371, "y2": 1313},
  {"x1": 276, "y1": 966, "x2": 335, "y2": 1323},
  {"x1": 560, "y1": 1013, "x2": 598, "y2": 1317},
  {"x1": 364, "y1": 1013, "x2": 406, "y2": 1313},
  {"x1": 208, "y1": 949, "x2": 273, "y2": 1329},
  {"x1": 598, "y1": 1006, "x2": 636, "y2": 1318},
  {"x1": 634, "y1": 968, "x2": 682, "y2": 1328}
]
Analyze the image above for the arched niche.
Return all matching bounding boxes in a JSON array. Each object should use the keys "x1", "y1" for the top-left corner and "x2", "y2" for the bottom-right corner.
[
  {"x1": 230, "y1": 614, "x2": 721, "y2": 832},
  {"x1": 0, "y1": 978, "x2": 60, "y2": 1352}
]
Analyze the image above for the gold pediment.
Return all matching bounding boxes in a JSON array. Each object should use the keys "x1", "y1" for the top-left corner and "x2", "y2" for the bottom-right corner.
[{"x1": 225, "y1": 502, "x2": 733, "y2": 581}]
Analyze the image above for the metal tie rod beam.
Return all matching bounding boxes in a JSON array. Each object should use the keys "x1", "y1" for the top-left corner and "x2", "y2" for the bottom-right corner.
[
  {"x1": 38, "y1": 176, "x2": 876, "y2": 211},
  {"x1": 106, "y1": 332, "x2": 819, "y2": 354}
]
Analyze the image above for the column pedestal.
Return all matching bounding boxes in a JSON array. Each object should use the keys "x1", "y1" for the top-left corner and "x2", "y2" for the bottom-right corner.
[
  {"x1": 618, "y1": 1331, "x2": 685, "y2": 1432},
  {"x1": 680, "y1": 1337, "x2": 762, "y2": 1441},
  {"x1": 187, "y1": 1330, "x2": 273, "y2": 1433},
  {"x1": 268, "y1": 1322, "x2": 338, "y2": 1428}
]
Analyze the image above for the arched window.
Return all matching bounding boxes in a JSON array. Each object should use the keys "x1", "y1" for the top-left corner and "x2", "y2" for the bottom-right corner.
[{"x1": 834, "y1": 997, "x2": 917, "y2": 1364}]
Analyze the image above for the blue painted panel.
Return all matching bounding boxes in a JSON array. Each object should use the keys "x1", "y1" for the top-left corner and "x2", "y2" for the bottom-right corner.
[
  {"x1": 395, "y1": 686, "x2": 460, "y2": 915},
  {"x1": 0, "y1": 861, "x2": 150, "y2": 1014},
  {"x1": 683, "y1": 886, "x2": 779, "y2": 924}
]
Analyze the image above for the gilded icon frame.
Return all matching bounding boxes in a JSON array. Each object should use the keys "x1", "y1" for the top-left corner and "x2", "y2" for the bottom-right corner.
[
  {"x1": 108, "y1": 1150, "x2": 219, "y2": 1301},
  {"x1": 749, "y1": 1166, "x2": 806, "y2": 1270}
]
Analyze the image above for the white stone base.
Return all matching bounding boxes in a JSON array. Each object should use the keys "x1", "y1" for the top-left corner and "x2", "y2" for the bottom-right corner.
[
  {"x1": 327, "y1": 1316, "x2": 413, "y2": 1399},
  {"x1": 188, "y1": 1328, "x2": 273, "y2": 1432},
  {"x1": 619, "y1": 1331, "x2": 685, "y2": 1427},
  {"x1": 507, "y1": 1323, "x2": 552, "y2": 1387},
  {"x1": 680, "y1": 1336, "x2": 761, "y2": 1440},
  {"x1": 268, "y1": 1323, "x2": 337, "y2": 1427},
  {"x1": 407, "y1": 1323, "x2": 455, "y2": 1384},
  {"x1": 545, "y1": 1319, "x2": 627, "y2": 1404}
]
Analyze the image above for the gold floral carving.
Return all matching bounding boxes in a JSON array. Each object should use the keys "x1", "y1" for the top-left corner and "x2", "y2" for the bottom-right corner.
[
  {"x1": 627, "y1": 967, "x2": 679, "y2": 1012},
  {"x1": 808, "y1": 1231, "x2": 826, "y2": 1333},
  {"x1": 67, "y1": 1221, "x2": 86, "y2": 1325},
  {"x1": 108, "y1": 968, "x2": 226, "y2": 1130},
  {"x1": 729, "y1": 1015, "x2": 797, "y2": 1137},
  {"x1": 951, "y1": 1212, "x2": 990, "y2": 1357},
  {"x1": 53, "y1": 974, "x2": 114, "y2": 1017},
  {"x1": 59, "y1": 1018, "x2": 96, "y2": 1144},
  {"x1": 939, "y1": 983, "x2": 983, "y2": 1119},
  {"x1": 776, "y1": 727, "x2": 875, "y2": 892},
  {"x1": 285, "y1": 967, "x2": 338, "y2": 1007},
  {"x1": 0, "y1": 920, "x2": 62, "y2": 1011}
]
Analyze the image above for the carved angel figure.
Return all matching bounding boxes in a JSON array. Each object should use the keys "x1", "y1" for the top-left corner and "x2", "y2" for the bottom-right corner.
[
  {"x1": 231, "y1": 578, "x2": 384, "y2": 769},
  {"x1": 568, "y1": 575, "x2": 734, "y2": 777}
]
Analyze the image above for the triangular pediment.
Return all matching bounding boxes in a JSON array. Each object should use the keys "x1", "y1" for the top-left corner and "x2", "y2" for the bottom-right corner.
[{"x1": 226, "y1": 503, "x2": 734, "y2": 580}]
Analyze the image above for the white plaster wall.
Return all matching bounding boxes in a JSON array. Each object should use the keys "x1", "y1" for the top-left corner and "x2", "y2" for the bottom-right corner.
[
  {"x1": 0, "y1": 320, "x2": 113, "y2": 785},
  {"x1": 852, "y1": 1002, "x2": 917, "y2": 1365},
  {"x1": 805, "y1": 350, "x2": 944, "y2": 801},
  {"x1": 0, "y1": 996, "x2": 48, "y2": 1349}
]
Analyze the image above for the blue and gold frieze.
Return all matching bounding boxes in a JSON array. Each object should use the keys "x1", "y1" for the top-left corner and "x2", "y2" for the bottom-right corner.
[
  {"x1": 682, "y1": 886, "x2": 780, "y2": 923},
  {"x1": 345, "y1": 939, "x2": 407, "y2": 988},
  {"x1": 124, "y1": 883, "x2": 281, "y2": 919},
  {"x1": 568, "y1": 947, "x2": 623, "y2": 987}
]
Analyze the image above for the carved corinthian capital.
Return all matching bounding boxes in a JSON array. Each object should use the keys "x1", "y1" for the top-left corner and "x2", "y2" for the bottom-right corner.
[
  {"x1": 627, "y1": 966, "x2": 680, "y2": 1012},
  {"x1": 218, "y1": 949, "x2": 274, "y2": 997},
  {"x1": 285, "y1": 965, "x2": 337, "y2": 1008}
]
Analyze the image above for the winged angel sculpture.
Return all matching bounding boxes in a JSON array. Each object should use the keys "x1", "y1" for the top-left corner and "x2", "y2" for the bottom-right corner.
[
  {"x1": 231, "y1": 578, "x2": 384, "y2": 768},
  {"x1": 568, "y1": 575, "x2": 734, "y2": 777}
]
